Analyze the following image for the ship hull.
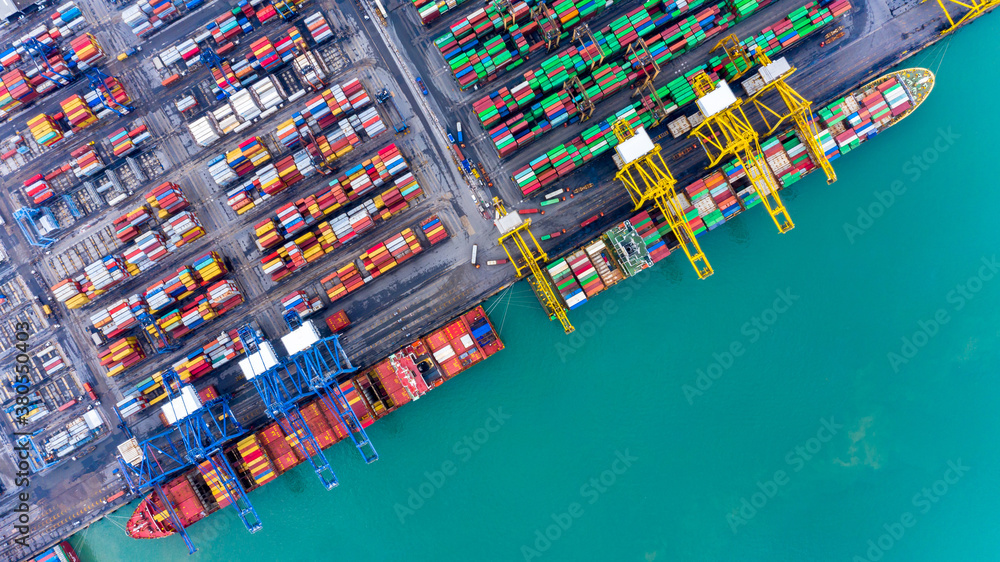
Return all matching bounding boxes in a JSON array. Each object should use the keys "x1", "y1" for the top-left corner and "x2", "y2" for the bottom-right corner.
[{"x1": 125, "y1": 305, "x2": 505, "y2": 541}]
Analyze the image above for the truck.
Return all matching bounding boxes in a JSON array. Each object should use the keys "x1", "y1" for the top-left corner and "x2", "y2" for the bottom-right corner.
[
  {"x1": 416, "y1": 77, "x2": 428, "y2": 96},
  {"x1": 116, "y1": 47, "x2": 141, "y2": 61},
  {"x1": 83, "y1": 382, "x2": 97, "y2": 401},
  {"x1": 471, "y1": 244, "x2": 479, "y2": 268}
]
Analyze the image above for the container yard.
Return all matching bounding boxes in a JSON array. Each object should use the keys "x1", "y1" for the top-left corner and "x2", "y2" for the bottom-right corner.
[{"x1": 0, "y1": 0, "x2": 983, "y2": 555}]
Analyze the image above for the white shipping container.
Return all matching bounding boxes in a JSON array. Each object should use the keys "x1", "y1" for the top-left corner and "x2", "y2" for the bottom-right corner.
[{"x1": 188, "y1": 116, "x2": 221, "y2": 147}]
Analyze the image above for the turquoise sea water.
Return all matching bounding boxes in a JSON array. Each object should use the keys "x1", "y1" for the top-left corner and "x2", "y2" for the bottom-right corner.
[{"x1": 70, "y1": 21, "x2": 1000, "y2": 562}]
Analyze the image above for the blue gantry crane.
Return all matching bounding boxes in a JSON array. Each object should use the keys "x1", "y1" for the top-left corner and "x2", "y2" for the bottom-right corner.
[
  {"x1": 85, "y1": 68, "x2": 133, "y2": 117},
  {"x1": 272, "y1": 0, "x2": 297, "y2": 21},
  {"x1": 14, "y1": 207, "x2": 58, "y2": 248},
  {"x1": 235, "y1": 320, "x2": 377, "y2": 491},
  {"x1": 115, "y1": 370, "x2": 262, "y2": 554},
  {"x1": 16, "y1": 435, "x2": 49, "y2": 472},
  {"x1": 199, "y1": 44, "x2": 241, "y2": 98},
  {"x1": 138, "y1": 310, "x2": 181, "y2": 354},
  {"x1": 24, "y1": 38, "x2": 74, "y2": 87},
  {"x1": 61, "y1": 194, "x2": 83, "y2": 219},
  {"x1": 282, "y1": 310, "x2": 303, "y2": 330}
]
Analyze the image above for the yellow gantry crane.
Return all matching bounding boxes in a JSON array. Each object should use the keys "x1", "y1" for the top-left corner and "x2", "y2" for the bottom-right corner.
[
  {"x1": 530, "y1": 2, "x2": 561, "y2": 49},
  {"x1": 571, "y1": 24, "x2": 604, "y2": 71},
  {"x1": 491, "y1": 0, "x2": 520, "y2": 29},
  {"x1": 565, "y1": 76, "x2": 594, "y2": 121},
  {"x1": 710, "y1": 35, "x2": 834, "y2": 183},
  {"x1": 712, "y1": 34, "x2": 753, "y2": 80},
  {"x1": 925, "y1": 0, "x2": 999, "y2": 34},
  {"x1": 744, "y1": 52, "x2": 837, "y2": 184},
  {"x1": 626, "y1": 38, "x2": 659, "y2": 91},
  {"x1": 687, "y1": 73, "x2": 795, "y2": 233},
  {"x1": 626, "y1": 38, "x2": 674, "y2": 127},
  {"x1": 611, "y1": 119, "x2": 713, "y2": 279},
  {"x1": 493, "y1": 197, "x2": 574, "y2": 333}
]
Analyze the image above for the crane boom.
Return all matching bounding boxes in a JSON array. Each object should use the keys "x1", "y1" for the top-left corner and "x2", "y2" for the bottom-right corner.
[
  {"x1": 711, "y1": 34, "x2": 752, "y2": 80},
  {"x1": 611, "y1": 120, "x2": 713, "y2": 279},
  {"x1": 745, "y1": 53, "x2": 836, "y2": 184},
  {"x1": 688, "y1": 73, "x2": 794, "y2": 233},
  {"x1": 116, "y1": 370, "x2": 262, "y2": 554},
  {"x1": 494, "y1": 198, "x2": 574, "y2": 333},
  {"x1": 925, "y1": 0, "x2": 999, "y2": 34}
]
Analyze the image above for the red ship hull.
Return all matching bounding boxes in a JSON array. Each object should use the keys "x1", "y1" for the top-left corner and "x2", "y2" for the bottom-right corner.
[{"x1": 126, "y1": 494, "x2": 176, "y2": 539}]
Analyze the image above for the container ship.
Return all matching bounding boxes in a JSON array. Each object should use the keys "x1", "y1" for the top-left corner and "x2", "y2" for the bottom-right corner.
[
  {"x1": 125, "y1": 305, "x2": 504, "y2": 540},
  {"x1": 27, "y1": 542, "x2": 79, "y2": 562},
  {"x1": 522, "y1": 67, "x2": 934, "y2": 311}
]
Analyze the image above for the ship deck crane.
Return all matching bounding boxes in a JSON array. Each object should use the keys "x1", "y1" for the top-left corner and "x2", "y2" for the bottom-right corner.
[
  {"x1": 688, "y1": 72, "x2": 794, "y2": 233},
  {"x1": 925, "y1": 0, "x2": 998, "y2": 34},
  {"x1": 235, "y1": 321, "x2": 377, "y2": 491},
  {"x1": 115, "y1": 370, "x2": 262, "y2": 554},
  {"x1": 493, "y1": 197, "x2": 574, "y2": 333},
  {"x1": 24, "y1": 38, "x2": 74, "y2": 86},
  {"x1": 744, "y1": 52, "x2": 836, "y2": 184},
  {"x1": 85, "y1": 68, "x2": 133, "y2": 117},
  {"x1": 611, "y1": 119, "x2": 713, "y2": 279}
]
